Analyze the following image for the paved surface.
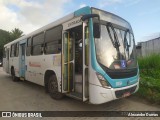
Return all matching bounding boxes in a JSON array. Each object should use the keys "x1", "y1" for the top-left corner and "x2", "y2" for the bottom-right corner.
[{"x1": 0, "y1": 67, "x2": 159, "y2": 120}]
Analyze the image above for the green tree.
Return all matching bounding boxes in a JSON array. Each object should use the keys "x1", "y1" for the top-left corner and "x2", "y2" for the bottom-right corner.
[
  {"x1": 10, "y1": 28, "x2": 23, "y2": 41},
  {"x1": 0, "y1": 28, "x2": 24, "y2": 59},
  {"x1": 0, "y1": 29, "x2": 11, "y2": 59}
]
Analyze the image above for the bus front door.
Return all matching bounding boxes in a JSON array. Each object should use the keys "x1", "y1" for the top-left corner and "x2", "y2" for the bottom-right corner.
[{"x1": 62, "y1": 20, "x2": 89, "y2": 101}]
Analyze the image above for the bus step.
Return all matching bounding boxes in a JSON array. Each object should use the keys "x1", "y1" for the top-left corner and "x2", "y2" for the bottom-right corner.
[
  {"x1": 67, "y1": 92, "x2": 82, "y2": 100},
  {"x1": 20, "y1": 77, "x2": 25, "y2": 81},
  {"x1": 74, "y1": 82, "x2": 82, "y2": 93}
]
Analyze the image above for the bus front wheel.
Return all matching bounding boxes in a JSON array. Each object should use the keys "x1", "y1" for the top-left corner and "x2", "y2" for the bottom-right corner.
[{"x1": 48, "y1": 75, "x2": 64, "y2": 99}]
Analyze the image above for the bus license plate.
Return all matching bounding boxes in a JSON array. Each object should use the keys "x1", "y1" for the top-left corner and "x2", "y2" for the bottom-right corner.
[{"x1": 122, "y1": 92, "x2": 131, "y2": 97}]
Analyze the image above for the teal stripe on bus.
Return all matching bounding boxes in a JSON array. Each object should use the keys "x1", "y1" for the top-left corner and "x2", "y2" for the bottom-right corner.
[{"x1": 74, "y1": 6, "x2": 91, "y2": 16}]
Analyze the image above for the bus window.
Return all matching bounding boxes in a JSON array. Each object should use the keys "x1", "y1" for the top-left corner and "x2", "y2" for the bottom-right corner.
[
  {"x1": 26, "y1": 37, "x2": 32, "y2": 56},
  {"x1": 15, "y1": 43, "x2": 19, "y2": 57},
  {"x1": 63, "y1": 32, "x2": 74, "y2": 63},
  {"x1": 10, "y1": 43, "x2": 19, "y2": 57},
  {"x1": 44, "y1": 25, "x2": 62, "y2": 54},
  {"x1": 10, "y1": 44, "x2": 15, "y2": 57},
  {"x1": 32, "y1": 33, "x2": 44, "y2": 56}
]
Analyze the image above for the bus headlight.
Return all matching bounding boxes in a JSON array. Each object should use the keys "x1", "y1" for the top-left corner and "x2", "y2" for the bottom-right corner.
[{"x1": 96, "y1": 73, "x2": 111, "y2": 88}]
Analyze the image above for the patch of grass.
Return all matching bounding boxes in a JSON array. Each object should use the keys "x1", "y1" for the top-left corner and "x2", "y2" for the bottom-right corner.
[
  {"x1": 137, "y1": 54, "x2": 160, "y2": 104},
  {"x1": 138, "y1": 54, "x2": 160, "y2": 69}
]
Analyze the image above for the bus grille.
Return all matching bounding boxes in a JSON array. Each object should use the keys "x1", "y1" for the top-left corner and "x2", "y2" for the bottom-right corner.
[
  {"x1": 115, "y1": 85, "x2": 137, "y2": 98},
  {"x1": 99, "y1": 63, "x2": 138, "y2": 79}
]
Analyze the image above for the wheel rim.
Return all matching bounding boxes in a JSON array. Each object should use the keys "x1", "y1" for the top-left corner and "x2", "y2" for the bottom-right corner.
[
  {"x1": 49, "y1": 79, "x2": 58, "y2": 93},
  {"x1": 12, "y1": 75, "x2": 15, "y2": 80},
  {"x1": 12, "y1": 70, "x2": 15, "y2": 80},
  {"x1": 48, "y1": 75, "x2": 63, "y2": 99}
]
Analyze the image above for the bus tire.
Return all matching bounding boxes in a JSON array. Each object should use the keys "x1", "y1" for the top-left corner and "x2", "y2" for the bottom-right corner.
[
  {"x1": 48, "y1": 75, "x2": 64, "y2": 99},
  {"x1": 11, "y1": 68, "x2": 18, "y2": 82}
]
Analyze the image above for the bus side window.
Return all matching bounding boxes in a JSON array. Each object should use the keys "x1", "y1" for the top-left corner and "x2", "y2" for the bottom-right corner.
[
  {"x1": 10, "y1": 44, "x2": 15, "y2": 57},
  {"x1": 44, "y1": 25, "x2": 62, "y2": 54},
  {"x1": 32, "y1": 33, "x2": 44, "y2": 56},
  {"x1": 26, "y1": 37, "x2": 32, "y2": 56},
  {"x1": 10, "y1": 43, "x2": 19, "y2": 57},
  {"x1": 15, "y1": 43, "x2": 19, "y2": 57}
]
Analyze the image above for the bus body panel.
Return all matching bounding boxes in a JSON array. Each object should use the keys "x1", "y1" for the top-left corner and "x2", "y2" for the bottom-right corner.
[
  {"x1": 89, "y1": 82, "x2": 139, "y2": 104},
  {"x1": 25, "y1": 55, "x2": 45, "y2": 85},
  {"x1": 10, "y1": 57, "x2": 20, "y2": 77},
  {"x1": 25, "y1": 54, "x2": 61, "y2": 88},
  {"x1": 3, "y1": 46, "x2": 10, "y2": 74},
  {"x1": 43, "y1": 54, "x2": 62, "y2": 92},
  {"x1": 43, "y1": 67, "x2": 62, "y2": 92}
]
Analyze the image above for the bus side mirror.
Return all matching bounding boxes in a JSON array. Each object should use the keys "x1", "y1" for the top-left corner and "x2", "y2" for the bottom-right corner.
[
  {"x1": 81, "y1": 14, "x2": 101, "y2": 38},
  {"x1": 93, "y1": 23, "x2": 101, "y2": 38}
]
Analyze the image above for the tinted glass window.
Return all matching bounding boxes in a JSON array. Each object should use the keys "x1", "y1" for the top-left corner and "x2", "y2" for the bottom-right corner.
[
  {"x1": 27, "y1": 37, "x2": 32, "y2": 46},
  {"x1": 32, "y1": 45, "x2": 42, "y2": 55},
  {"x1": 45, "y1": 26, "x2": 62, "y2": 54},
  {"x1": 32, "y1": 33, "x2": 44, "y2": 55},
  {"x1": 10, "y1": 44, "x2": 15, "y2": 57},
  {"x1": 26, "y1": 47, "x2": 31, "y2": 56},
  {"x1": 10, "y1": 43, "x2": 19, "y2": 57},
  {"x1": 22, "y1": 44, "x2": 25, "y2": 56},
  {"x1": 26, "y1": 37, "x2": 32, "y2": 56},
  {"x1": 45, "y1": 41, "x2": 61, "y2": 54},
  {"x1": 45, "y1": 26, "x2": 62, "y2": 42},
  {"x1": 33, "y1": 33, "x2": 44, "y2": 45},
  {"x1": 15, "y1": 43, "x2": 19, "y2": 57}
]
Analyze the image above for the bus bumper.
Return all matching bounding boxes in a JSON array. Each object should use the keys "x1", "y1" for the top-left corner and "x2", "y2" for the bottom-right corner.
[{"x1": 89, "y1": 82, "x2": 139, "y2": 104}]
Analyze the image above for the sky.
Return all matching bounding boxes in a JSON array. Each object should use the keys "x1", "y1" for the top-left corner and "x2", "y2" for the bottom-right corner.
[{"x1": 0, "y1": 0, "x2": 160, "y2": 44}]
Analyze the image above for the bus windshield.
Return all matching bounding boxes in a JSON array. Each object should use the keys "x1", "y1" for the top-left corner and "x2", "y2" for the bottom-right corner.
[
  {"x1": 95, "y1": 23, "x2": 137, "y2": 70},
  {"x1": 92, "y1": 8, "x2": 137, "y2": 70}
]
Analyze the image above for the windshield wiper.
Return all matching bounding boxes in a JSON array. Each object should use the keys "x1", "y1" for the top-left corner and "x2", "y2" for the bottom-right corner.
[
  {"x1": 124, "y1": 29, "x2": 130, "y2": 59},
  {"x1": 106, "y1": 22, "x2": 121, "y2": 59},
  {"x1": 106, "y1": 22, "x2": 120, "y2": 48}
]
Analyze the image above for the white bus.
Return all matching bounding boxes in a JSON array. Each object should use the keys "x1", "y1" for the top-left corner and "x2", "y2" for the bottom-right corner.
[{"x1": 3, "y1": 6, "x2": 139, "y2": 104}]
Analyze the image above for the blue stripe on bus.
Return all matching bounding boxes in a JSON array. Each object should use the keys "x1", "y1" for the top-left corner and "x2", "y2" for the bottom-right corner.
[{"x1": 74, "y1": 6, "x2": 91, "y2": 16}]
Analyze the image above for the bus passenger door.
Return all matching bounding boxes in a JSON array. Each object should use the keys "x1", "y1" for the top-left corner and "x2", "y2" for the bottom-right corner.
[
  {"x1": 62, "y1": 31, "x2": 74, "y2": 93},
  {"x1": 19, "y1": 42, "x2": 26, "y2": 79},
  {"x1": 62, "y1": 18, "x2": 89, "y2": 101},
  {"x1": 82, "y1": 22, "x2": 89, "y2": 101}
]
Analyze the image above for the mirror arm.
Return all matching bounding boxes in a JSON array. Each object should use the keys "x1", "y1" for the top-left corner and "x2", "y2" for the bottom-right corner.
[
  {"x1": 81, "y1": 14, "x2": 100, "y2": 21},
  {"x1": 81, "y1": 14, "x2": 101, "y2": 38}
]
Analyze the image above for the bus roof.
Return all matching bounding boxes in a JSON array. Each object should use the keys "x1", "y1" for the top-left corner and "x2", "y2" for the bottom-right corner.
[
  {"x1": 4, "y1": 6, "x2": 132, "y2": 47},
  {"x1": 4, "y1": 13, "x2": 75, "y2": 47},
  {"x1": 4, "y1": 6, "x2": 93, "y2": 47}
]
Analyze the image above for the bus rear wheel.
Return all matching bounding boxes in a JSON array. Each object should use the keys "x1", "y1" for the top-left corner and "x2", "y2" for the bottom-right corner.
[
  {"x1": 11, "y1": 68, "x2": 18, "y2": 82},
  {"x1": 48, "y1": 75, "x2": 64, "y2": 99}
]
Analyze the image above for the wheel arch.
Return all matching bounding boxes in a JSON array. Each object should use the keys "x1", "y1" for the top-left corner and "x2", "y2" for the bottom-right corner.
[{"x1": 44, "y1": 70, "x2": 59, "y2": 93}]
